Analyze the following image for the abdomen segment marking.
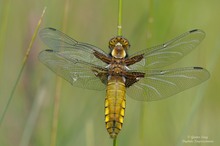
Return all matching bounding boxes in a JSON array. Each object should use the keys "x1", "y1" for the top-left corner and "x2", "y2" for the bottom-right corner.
[{"x1": 105, "y1": 76, "x2": 126, "y2": 139}]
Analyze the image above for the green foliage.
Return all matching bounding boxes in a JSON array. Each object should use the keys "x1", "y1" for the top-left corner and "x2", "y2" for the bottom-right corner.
[{"x1": 0, "y1": 0, "x2": 219, "y2": 146}]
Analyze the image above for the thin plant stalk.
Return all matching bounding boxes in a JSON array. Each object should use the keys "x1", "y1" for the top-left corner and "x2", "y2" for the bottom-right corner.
[
  {"x1": 50, "y1": 1, "x2": 70, "y2": 146},
  {"x1": 117, "y1": 0, "x2": 122, "y2": 36},
  {"x1": 138, "y1": 0, "x2": 154, "y2": 145},
  {"x1": 20, "y1": 85, "x2": 46, "y2": 146},
  {"x1": 113, "y1": 137, "x2": 117, "y2": 146},
  {"x1": 112, "y1": 0, "x2": 122, "y2": 145},
  {"x1": 50, "y1": 77, "x2": 62, "y2": 146},
  {"x1": 0, "y1": 7, "x2": 46, "y2": 126}
]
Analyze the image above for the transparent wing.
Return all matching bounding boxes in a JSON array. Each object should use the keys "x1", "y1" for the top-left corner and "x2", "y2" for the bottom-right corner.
[
  {"x1": 126, "y1": 67, "x2": 210, "y2": 101},
  {"x1": 39, "y1": 50, "x2": 108, "y2": 90},
  {"x1": 39, "y1": 27, "x2": 109, "y2": 67},
  {"x1": 129, "y1": 29, "x2": 205, "y2": 69}
]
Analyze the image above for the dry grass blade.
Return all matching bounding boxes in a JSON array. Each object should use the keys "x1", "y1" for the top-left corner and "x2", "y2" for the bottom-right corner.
[
  {"x1": 0, "y1": 7, "x2": 47, "y2": 126},
  {"x1": 50, "y1": 1, "x2": 70, "y2": 146}
]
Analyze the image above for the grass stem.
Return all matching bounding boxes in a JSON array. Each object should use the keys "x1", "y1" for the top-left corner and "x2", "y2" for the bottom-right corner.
[
  {"x1": 139, "y1": 0, "x2": 154, "y2": 145},
  {"x1": 0, "y1": 7, "x2": 46, "y2": 127},
  {"x1": 112, "y1": 0, "x2": 123, "y2": 145},
  {"x1": 113, "y1": 137, "x2": 117, "y2": 146},
  {"x1": 20, "y1": 86, "x2": 46, "y2": 146},
  {"x1": 50, "y1": 77, "x2": 62, "y2": 146},
  {"x1": 50, "y1": 1, "x2": 70, "y2": 146},
  {"x1": 117, "y1": 0, "x2": 122, "y2": 36}
]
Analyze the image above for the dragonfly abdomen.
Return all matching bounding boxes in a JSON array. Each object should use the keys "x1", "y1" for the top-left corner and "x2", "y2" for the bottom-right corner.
[{"x1": 105, "y1": 76, "x2": 126, "y2": 139}]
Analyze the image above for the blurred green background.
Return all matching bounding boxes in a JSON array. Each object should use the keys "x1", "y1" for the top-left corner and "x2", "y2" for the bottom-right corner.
[{"x1": 0, "y1": 0, "x2": 219, "y2": 146}]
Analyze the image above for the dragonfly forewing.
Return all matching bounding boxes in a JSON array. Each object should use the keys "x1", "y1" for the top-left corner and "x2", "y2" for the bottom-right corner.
[
  {"x1": 128, "y1": 29, "x2": 205, "y2": 69},
  {"x1": 39, "y1": 27, "x2": 109, "y2": 67}
]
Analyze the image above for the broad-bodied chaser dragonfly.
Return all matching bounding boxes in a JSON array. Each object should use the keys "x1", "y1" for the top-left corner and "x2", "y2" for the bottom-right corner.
[{"x1": 39, "y1": 28, "x2": 210, "y2": 139}]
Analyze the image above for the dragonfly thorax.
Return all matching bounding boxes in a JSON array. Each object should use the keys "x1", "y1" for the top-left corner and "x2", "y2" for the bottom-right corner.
[
  {"x1": 109, "y1": 36, "x2": 130, "y2": 59},
  {"x1": 108, "y1": 62, "x2": 125, "y2": 75}
]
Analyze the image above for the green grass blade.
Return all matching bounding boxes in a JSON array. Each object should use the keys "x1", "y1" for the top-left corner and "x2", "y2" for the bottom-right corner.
[{"x1": 0, "y1": 7, "x2": 47, "y2": 127}]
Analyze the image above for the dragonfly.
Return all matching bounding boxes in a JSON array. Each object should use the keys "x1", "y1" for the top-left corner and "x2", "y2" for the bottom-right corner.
[{"x1": 39, "y1": 27, "x2": 210, "y2": 139}]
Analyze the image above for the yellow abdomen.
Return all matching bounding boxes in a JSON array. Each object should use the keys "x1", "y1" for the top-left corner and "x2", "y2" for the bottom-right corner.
[{"x1": 105, "y1": 76, "x2": 126, "y2": 139}]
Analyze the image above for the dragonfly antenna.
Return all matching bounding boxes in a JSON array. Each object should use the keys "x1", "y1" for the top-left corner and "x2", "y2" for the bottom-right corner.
[{"x1": 117, "y1": 0, "x2": 122, "y2": 36}]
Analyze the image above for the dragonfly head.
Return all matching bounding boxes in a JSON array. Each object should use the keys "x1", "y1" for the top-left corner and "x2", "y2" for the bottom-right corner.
[{"x1": 109, "y1": 36, "x2": 130, "y2": 58}]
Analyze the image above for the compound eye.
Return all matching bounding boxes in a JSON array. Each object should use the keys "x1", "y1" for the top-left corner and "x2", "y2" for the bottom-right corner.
[
  {"x1": 109, "y1": 37, "x2": 118, "y2": 49},
  {"x1": 110, "y1": 38, "x2": 116, "y2": 44},
  {"x1": 121, "y1": 38, "x2": 130, "y2": 48}
]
